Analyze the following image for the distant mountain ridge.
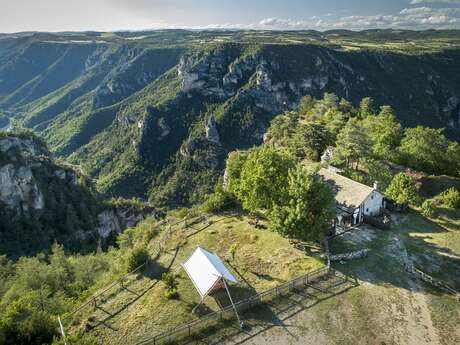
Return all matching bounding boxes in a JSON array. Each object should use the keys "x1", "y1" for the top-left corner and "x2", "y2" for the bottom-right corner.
[{"x1": 1, "y1": 30, "x2": 460, "y2": 206}]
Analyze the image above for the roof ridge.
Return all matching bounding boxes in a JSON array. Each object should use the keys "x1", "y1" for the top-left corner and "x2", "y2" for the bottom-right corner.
[{"x1": 319, "y1": 168, "x2": 374, "y2": 192}]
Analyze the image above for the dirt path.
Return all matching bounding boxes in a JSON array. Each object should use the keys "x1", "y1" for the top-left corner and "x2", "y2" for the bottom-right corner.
[
  {"x1": 404, "y1": 279, "x2": 441, "y2": 345},
  {"x1": 386, "y1": 216, "x2": 441, "y2": 345}
]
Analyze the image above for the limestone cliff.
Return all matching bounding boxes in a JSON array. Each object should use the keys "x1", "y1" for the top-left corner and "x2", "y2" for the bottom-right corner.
[{"x1": 0, "y1": 132, "x2": 154, "y2": 257}]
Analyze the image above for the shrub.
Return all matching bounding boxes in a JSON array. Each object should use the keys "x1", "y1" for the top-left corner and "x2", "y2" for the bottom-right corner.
[
  {"x1": 162, "y1": 273, "x2": 178, "y2": 299},
  {"x1": 126, "y1": 247, "x2": 149, "y2": 272},
  {"x1": 435, "y1": 188, "x2": 460, "y2": 209},
  {"x1": 421, "y1": 199, "x2": 436, "y2": 218},
  {"x1": 201, "y1": 191, "x2": 237, "y2": 213},
  {"x1": 164, "y1": 288, "x2": 178, "y2": 299},
  {"x1": 228, "y1": 244, "x2": 237, "y2": 261}
]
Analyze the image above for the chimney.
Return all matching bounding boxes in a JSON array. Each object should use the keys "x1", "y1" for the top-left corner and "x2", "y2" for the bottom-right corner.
[{"x1": 373, "y1": 181, "x2": 379, "y2": 190}]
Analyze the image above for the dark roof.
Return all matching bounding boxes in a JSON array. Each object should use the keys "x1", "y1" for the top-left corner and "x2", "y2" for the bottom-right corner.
[{"x1": 318, "y1": 168, "x2": 378, "y2": 211}]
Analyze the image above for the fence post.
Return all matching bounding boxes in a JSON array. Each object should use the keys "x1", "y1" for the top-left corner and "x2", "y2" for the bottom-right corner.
[{"x1": 58, "y1": 316, "x2": 68, "y2": 345}]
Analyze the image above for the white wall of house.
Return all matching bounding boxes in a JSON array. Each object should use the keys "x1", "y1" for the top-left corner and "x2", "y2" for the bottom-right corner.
[{"x1": 362, "y1": 190, "x2": 384, "y2": 217}]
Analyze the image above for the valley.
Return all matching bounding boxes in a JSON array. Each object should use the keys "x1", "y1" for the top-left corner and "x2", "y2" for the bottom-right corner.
[
  {"x1": 1, "y1": 30, "x2": 460, "y2": 206},
  {"x1": 1, "y1": 29, "x2": 460, "y2": 345}
]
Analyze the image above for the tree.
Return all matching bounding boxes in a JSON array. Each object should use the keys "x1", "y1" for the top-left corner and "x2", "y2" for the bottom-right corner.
[
  {"x1": 290, "y1": 122, "x2": 334, "y2": 161},
  {"x1": 234, "y1": 147, "x2": 295, "y2": 212},
  {"x1": 359, "y1": 97, "x2": 375, "y2": 118},
  {"x1": 399, "y1": 126, "x2": 450, "y2": 175},
  {"x1": 264, "y1": 111, "x2": 299, "y2": 147},
  {"x1": 333, "y1": 118, "x2": 372, "y2": 169},
  {"x1": 323, "y1": 108, "x2": 348, "y2": 139},
  {"x1": 309, "y1": 93, "x2": 338, "y2": 119},
  {"x1": 362, "y1": 159, "x2": 393, "y2": 191},
  {"x1": 269, "y1": 167, "x2": 335, "y2": 242},
  {"x1": 385, "y1": 173, "x2": 418, "y2": 205},
  {"x1": 0, "y1": 292, "x2": 57, "y2": 345},
  {"x1": 362, "y1": 112, "x2": 402, "y2": 160},
  {"x1": 338, "y1": 98, "x2": 354, "y2": 114},
  {"x1": 298, "y1": 95, "x2": 316, "y2": 115},
  {"x1": 446, "y1": 142, "x2": 460, "y2": 177},
  {"x1": 225, "y1": 151, "x2": 249, "y2": 194}
]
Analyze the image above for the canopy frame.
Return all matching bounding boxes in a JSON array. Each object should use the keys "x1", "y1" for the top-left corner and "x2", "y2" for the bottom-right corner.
[{"x1": 182, "y1": 246, "x2": 243, "y2": 329}]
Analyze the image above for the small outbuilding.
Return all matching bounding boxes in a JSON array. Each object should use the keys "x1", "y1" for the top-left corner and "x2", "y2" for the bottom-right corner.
[{"x1": 318, "y1": 168, "x2": 385, "y2": 226}]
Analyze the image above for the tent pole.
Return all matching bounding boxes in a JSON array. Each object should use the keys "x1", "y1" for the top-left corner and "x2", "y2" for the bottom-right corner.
[
  {"x1": 192, "y1": 297, "x2": 204, "y2": 314},
  {"x1": 222, "y1": 278, "x2": 243, "y2": 329}
]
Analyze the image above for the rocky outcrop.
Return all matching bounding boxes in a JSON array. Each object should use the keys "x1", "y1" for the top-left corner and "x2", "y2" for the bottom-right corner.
[
  {"x1": 205, "y1": 116, "x2": 220, "y2": 145},
  {"x1": 0, "y1": 136, "x2": 49, "y2": 215},
  {"x1": 0, "y1": 135, "x2": 49, "y2": 157},
  {"x1": 0, "y1": 164, "x2": 44, "y2": 214},
  {"x1": 96, "y1": 204, "x2": 154, "y2": 239}
]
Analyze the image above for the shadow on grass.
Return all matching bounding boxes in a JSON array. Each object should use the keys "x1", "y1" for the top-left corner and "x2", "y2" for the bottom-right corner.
[
  {"x1": 329, "y1": 209, "x2": 460, "y2": 295},
  {"x1": 89, "y1": 247, "x2": 181, "y2": 331},
  {"x1": 178, "y1": 272, "x2": 357, "y2": 345}
]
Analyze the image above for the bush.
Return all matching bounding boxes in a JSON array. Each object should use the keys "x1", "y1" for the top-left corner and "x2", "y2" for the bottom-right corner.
[
  {"x1": 164, "y1": 288, "x2": 178, "y2": 299},
  {"x1": 421, "y1": 199, "x2": 436, "y2": 218},
  {"x1": 162, "y1": 273, "x2": 178, "y2": 299},
  {"x1": 435, "y1": 188, "x2": 460, "y2": 209},
  {"x1": 126, "y1": 247, "x2": 149, "y2": 272},
  {"x1": 52, "y1": 333, "x2": 99, "y2": 345},
  {"x1": 228, "y1": 244, "x2": 237, "y2": 261},
  {"x1": 201, "y1": 191, "x2": 237, "y2": 213}
]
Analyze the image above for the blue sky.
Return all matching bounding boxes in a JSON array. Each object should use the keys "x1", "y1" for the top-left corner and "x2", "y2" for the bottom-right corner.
[{"x1": 0, "y1": 0, "x2": 459, "y2": 32}]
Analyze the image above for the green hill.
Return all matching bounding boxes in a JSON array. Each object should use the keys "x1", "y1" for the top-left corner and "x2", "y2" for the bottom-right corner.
[{"x1": 1, "y1": 30, "x2": 460, "y2": 206}]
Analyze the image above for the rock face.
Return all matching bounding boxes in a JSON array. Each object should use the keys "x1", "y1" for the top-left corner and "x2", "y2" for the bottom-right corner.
[
  {"x1": 205, "y1": 116, "x2": 220, "y2": 145},
  {"x1": 175, "y1": 45, "x2": 460, "y2": 134},
  {"x1": 0, "y1": 164, "x2": 44, "y2": 214},
  {"x1": 0, "y1": 136, "x2": 49, "y2": 215},
  {"x1": 96, "y1": 204, "x2": 154, "y2": 239},
  {"x1": 0, "y1": 133, "x2": 156, "y2": 256},
  {"x1": 2, "y1": 34, "x2": 460, "y2": 207}
]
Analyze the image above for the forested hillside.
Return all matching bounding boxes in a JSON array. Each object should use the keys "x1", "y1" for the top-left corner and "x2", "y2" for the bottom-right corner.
[
  {"x1": 1, "y1": 30, "x2": 460, "y2": 206},
  {"x1": 0, "y1": 130, "x2": 154, "y2": 258}
]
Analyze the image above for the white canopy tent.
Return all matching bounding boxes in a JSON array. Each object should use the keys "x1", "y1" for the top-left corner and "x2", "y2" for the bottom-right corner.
[
  {"x1": 182, "y1": 246, "x2": 243, "y2": 328},
  {"x1": 183, "y1": 246, "x2": 238, "y2": 298}
]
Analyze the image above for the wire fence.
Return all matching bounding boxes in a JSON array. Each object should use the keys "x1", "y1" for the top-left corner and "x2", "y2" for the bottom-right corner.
[{"x1": 135, "y1": 266, "x2": 340, "y2": 345}]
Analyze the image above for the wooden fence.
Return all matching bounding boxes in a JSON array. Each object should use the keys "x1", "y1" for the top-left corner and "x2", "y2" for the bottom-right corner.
[
  {"x1": 406, "y1": 264, "x2": 459, "y2": 300},
  {"x1": 135, "y1": 266, "x2": 345, "y2": 345},
  {"x1": 61, "y1": 216, "x2": 192, "y2": 322}
]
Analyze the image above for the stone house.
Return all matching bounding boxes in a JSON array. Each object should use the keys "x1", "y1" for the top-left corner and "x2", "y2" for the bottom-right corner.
[{"x1": 318, "y1": 168, "x2": 385, "y2": 226}]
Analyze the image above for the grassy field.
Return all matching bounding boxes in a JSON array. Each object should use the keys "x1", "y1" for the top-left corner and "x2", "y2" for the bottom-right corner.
[
  {"x1": 323, "y1": 207, "x2": 460, "y2": 345},
  {"x1": 68, "y1": 198, "x2": 460, "y2": 345},
  {"x1": 70, "y1": 214, "x2": 324, "y2": 344}
]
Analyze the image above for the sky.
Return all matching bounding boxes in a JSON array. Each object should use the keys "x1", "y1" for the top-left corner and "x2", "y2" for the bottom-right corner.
[{"x1": 0, "y1": 0, "x2": 459, "y2": 33}]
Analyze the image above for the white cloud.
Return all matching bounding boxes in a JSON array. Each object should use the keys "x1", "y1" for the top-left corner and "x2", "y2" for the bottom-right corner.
[
  {"x1": 257, "y1": 6, "x2": 460, "y2": 30},
  {"x1": 410, "y1": 0, "x2": 460, "y2": 4}
]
